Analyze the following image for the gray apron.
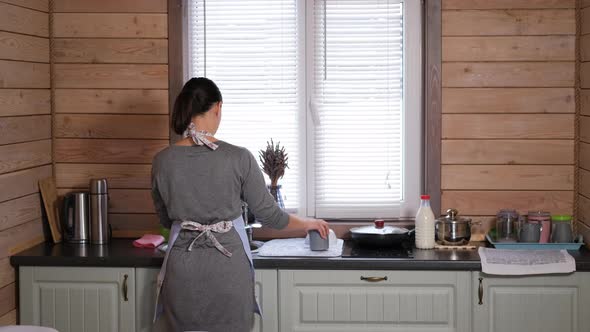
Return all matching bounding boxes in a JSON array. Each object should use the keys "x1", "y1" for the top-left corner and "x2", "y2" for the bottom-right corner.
[{"x1": 153, "y1": 215, "x2": 259, "y2": 322}]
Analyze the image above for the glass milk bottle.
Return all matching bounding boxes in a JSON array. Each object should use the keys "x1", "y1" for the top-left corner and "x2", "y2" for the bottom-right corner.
[{"x1": 415, "y1": 195, "x2": 436, "y2": 249}]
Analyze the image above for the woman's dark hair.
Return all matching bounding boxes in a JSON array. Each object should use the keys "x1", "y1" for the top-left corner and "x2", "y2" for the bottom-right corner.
[{"x1": 171, "y1": 77, "x2": 222, "y2": 135}]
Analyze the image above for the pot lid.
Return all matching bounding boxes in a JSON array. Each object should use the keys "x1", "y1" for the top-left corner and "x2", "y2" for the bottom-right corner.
[
  {"x1": 436, "y1": 208, "x2": 471, "y2": 224},
  {"x1": 350, "y1": 225, "x2": 409, "y2": 235}
]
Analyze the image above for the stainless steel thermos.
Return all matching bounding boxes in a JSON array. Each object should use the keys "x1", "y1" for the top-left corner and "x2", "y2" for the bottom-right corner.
[{"x1": 90, "y1": 178, "x2": 110, "y2": 244}]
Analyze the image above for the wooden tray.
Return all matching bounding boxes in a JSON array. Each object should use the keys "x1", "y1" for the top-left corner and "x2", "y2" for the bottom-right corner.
[{"x1": 486, "y1": 234, "x2": 583, "y2": 250}]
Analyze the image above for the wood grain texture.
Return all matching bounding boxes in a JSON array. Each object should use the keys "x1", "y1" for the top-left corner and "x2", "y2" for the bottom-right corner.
[
  {"x1": 442, "y1": 190, "x2": 573, "y2": 215},
  {"x1": 580, "y1": 34, "x2": 590, "y2": 61},
  {"x1": 442, "y1": 0, "x2": 575, "y2": 9},
  {"x1": 54, "y1": 89, "x2": 168, "y2": 114},
  {"x1": 110, "y1": 213, "x2": 159, "y2": 238},
  {"x1": 53, "y1": 38, "x2": 168, "y2": 64},
  {"x1": 583, "y1": 0, "x2": 590, "y2": 8},
  {"x1": 0, "y1": 165, "x2": 51, "y2": 203},
  {"x1": 52, "y1": 13, "x2": 167, "y2": 38},
  {"x1": 0, "y1": 258, "x2": 14, "y2": 289},
  {"x1": 581, "y1": 142, "x2": 590, "y2": 171},
  {"x1": 54, "y1": 138, "x2": 168, "y2": 164},
  {"x1": 0, "y1": 31, "x2": 49, "y2": 63},
  {"x1": 442, "y1": 36, "x2": 574, "y2": 61},
  {"x1": 0, "y1": 115, "x2": 51, "y2": 145},
  {"x1": 442, "y1": 9, "x2": 575, "y2": 36},
  {"x1": 53, "y1": 64, "x2": 168, "y2": 89},
  {"x1": 581, "y1": 169, "x2": 590, "y2": 198},
  {"x1": 581, "y1": 116, "x2": 590, "y2": 143},
  {"x1": 0, "y1": 309, "x2": 16, "y2": 326},
  {"x1": 583, "y1": 7, "x2": 590, "y2": 35},
  {"x1": 0, "y1": 2, "x2": 48, "y2": 37},
  {"x1": 0, "y1": 60, "x2": 49, "y2": 88},
  {"x1": 0, "y1": 89, "x2": 50, "y2": 117},
  {"x1": 38, "y1": 178, "x2": 62, "y2": 243},
  {"x1": 0, "y1": 283, "x2": 15, "y2": 317},
  {"x1": 441, "y1": 165, "x2": 574, "y2": 190},
  {"x1": 108, "y1": 189, "x2": 154, "y2": 213},
  {"x1": 0, "y1": 218, "x2": 44, "y2": 258},
  {"x1": 55, "y1": 164, "x2": 151, "y2": 189},
  {"x1": 424, "y1": 0, "x2": 442, "y2": 216},
  {"x1": 0, "y1": 0, "x2": 48, "y2": 11},
  {"x1": 442, "y1": 62, "x2": 574, "y2": 87},
  {"x1": 580, "y1": 63, "x2": 590, "y2": 88},
  {"x1": 579, "y1": 195, "x2": 590, "y2": 226},
  {"x1": 581, "y1": 89, "x2": 590, "y2": 116},
  {"x1": 0, "y1": 140, "x2": 52, "y2": 174},
  {"x1": 442, "y1": 114, "x2": 574, "y2": 139},
  {"x1": 0, "y1": 193, "x2": 41, "y2": 232},
  {"x1": 441, "y1": 140, "x2": 574, "y2": 164},
  {"x1": 442, "y1": 88, "x2": 574, "y2": 113},
  {"x1": 52, "y1": 0, "x2": 167, "y2": 13},
  {"x1": 54, "y1": 114, "x2": 169, "y2": 139}
]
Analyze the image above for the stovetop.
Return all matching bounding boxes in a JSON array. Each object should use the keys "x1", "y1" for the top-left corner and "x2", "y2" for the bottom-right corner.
[{"x1": 341, "y1": 241, "x2": 414, "y2": 258}]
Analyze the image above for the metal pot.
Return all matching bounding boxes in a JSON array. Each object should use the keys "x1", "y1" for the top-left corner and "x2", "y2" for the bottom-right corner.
[
  {"x1": 435, "y1": 209, "x2": 474, "y2": 245},
  {"x1": 350, "y1": 220, "x2": 415, "y2": 247}
]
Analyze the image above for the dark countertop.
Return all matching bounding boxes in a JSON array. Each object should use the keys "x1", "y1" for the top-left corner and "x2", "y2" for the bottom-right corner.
[{"x1": 10, "y1": 239, "x2": 590, "y2": 271}]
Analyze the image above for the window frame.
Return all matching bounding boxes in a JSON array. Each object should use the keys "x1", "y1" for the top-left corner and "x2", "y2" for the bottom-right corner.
[{"x1": 168, "y1": 0, "x2": 442, "y2": 219}]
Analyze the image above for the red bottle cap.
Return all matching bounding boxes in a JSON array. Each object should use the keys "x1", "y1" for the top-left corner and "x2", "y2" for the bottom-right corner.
[
  {"x1": 374, "y1": 219, "x2": 385, "y2": 229},
  {"x1": 420, "y1": 195, "x2": 430, "y2": 200}
]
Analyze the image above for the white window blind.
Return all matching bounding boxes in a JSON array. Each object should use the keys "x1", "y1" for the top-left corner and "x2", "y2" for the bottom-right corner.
[
  {"x1": 187, "y1": 0, "x2": 422, "y2": 218},
  {"x1": 188, "y1": 0, "x2": 302, "y2": 210},
  {"x1": 312, "y1": 0, "x2": 405, "y2": 218}
]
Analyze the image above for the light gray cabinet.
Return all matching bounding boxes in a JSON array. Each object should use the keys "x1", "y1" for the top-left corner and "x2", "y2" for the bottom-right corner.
[
  {"x1": 20, "y1": 266, "x2": 135, "y2": 332},
  {"x1": 133, "y1": 267, "x2": 279, "y2": 332},
  {"x1": 279, "y1": 270, "x2": 471, "y2": 332},
  {"x1": 253, "y1": 269, "x2": 279, "y2": 332},
  {"x1": 472, "y1": 272, "x2": 590, "y2": 332}
]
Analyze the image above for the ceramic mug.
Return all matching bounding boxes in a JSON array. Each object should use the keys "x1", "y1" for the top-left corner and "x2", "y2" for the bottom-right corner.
[
  {"x1": 519, "y1": 222, "x2": 542, "y2": 243},
  {"x1": 308, "y1": 230, "x2": 329, "y2": 251}
]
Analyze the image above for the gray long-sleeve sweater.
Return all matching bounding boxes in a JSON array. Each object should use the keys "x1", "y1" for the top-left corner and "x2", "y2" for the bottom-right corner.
[{"x1": 151, "y1": 141, "x2": 289, "y2": 230}]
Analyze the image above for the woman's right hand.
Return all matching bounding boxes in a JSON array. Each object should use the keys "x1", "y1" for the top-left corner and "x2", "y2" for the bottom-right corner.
[{"x1": 303, "y1": 218, "x2": 330, "y2": 239}]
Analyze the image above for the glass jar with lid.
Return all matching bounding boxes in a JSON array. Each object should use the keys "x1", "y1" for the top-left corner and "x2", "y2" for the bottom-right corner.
[{"x1": 495, "y1": 209, "x2": 520, "y2": 242}]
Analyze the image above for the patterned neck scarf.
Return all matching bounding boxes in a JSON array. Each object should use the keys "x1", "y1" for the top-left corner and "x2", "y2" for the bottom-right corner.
[{"x1": 183, "y1": 122, "x2": 218, "y2": 150}]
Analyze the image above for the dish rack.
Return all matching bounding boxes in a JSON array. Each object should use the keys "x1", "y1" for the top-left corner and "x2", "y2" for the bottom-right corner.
[{"x1": 485, "y1": 234, "x2": 584, "y2": 250}]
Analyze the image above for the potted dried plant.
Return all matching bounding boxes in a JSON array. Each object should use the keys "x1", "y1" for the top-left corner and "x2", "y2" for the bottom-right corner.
[{"x1": 259, "y1": 139, "x2": 289, "y2": 207}]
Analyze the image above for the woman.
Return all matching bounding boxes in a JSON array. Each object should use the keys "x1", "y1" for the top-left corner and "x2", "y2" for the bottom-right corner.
[{"x1": 151, "y1": 77, "x2": 329, "y2": 332}]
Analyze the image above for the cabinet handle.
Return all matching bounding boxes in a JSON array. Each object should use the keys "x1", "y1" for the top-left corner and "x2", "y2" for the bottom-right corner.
[
  {"x1": 360, "y1": 276, "x2": 388, "y2": 282},
  {"x1": 478, "y1": 277, "x2": 483, "y2": 305},
  {"x1": 123, "y1": 274, "x2": 129, "y2": 302}
]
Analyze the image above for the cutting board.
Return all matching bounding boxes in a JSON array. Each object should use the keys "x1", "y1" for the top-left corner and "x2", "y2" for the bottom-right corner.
[
  {"x1": 39, "y1": 177, "x2": 62, "y2": 243},
  {"x1": 257, "y1": 238, "x2": 343, "y2": 257}
]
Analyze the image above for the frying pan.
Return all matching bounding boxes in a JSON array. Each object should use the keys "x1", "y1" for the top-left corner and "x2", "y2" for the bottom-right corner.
[{"x1": 349, "y1": 220, "x2": 415, "y2": 247}]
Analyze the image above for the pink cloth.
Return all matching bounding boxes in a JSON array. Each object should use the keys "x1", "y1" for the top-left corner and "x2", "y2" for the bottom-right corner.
[{"x1": 133, "y1": 234, "x2": 165, "y2": 248}]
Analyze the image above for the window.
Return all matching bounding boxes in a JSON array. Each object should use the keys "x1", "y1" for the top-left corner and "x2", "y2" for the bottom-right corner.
[{"x1": 187, "y1": 0, "x2": 422, "y2": 218}]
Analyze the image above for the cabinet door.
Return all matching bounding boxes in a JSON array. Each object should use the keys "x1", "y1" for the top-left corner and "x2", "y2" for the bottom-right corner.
[
  {"x1": 252, "y1": 269, "x2": 279, "y2": 332},
  {"x1": 135, "y1": 268, "x2": 159, "y2": 332},
  {"x1": 472, "y1": 272, "x2": 590, "y2": 332},
  {"x1": 20, "y1": 266, "x2": 135, "y2": 332},
  {"x1": 134, "y1": 268, "x2": 278, "y2": 332},
  {"x1": 279, "y1": 270, "x2": 471, "y2": 332}
]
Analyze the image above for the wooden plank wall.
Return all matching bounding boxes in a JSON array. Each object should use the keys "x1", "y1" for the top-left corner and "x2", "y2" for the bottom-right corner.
[
  {"x1": 441, "y1": 0, "x2": 576, "y2": 239},
  {"x1": 0, "y1": 0, "x2": 51, "y2": 324},
  {"x1": 579, "y1": 0, "x2": 590, "y2": 247},
  {"x1": 52, "y1": 0, "x2": 169, "y2": 238}
]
